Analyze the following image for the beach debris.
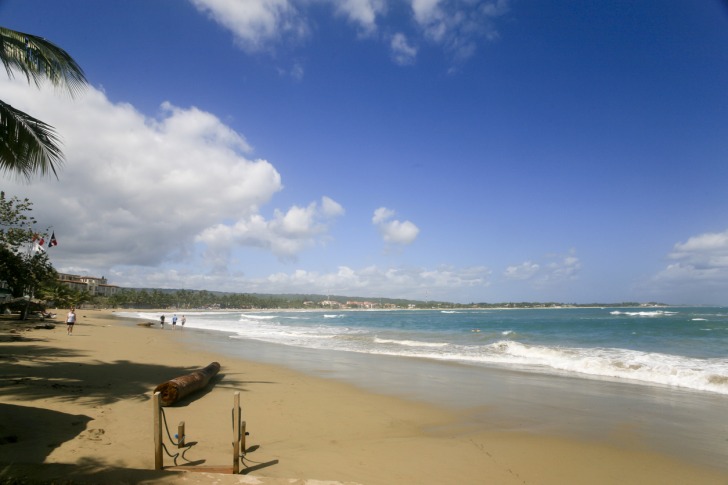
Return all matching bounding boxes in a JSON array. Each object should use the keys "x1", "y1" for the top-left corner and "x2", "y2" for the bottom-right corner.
[
  {"x1": 33, "y1": 323, "x2": 56, "y2": 330},
  {"x1": 137, "y1": 321, "x2": 155, "y2": 327},
  {"x1": 153, "y1": 362, "x2": 221, "y2": 406}
]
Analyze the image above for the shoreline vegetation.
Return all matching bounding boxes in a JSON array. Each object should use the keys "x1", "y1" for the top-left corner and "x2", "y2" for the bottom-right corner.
[
  {"x1": 96, "y1": 287, "x2": 670, "y2": 311},
  {"x1": 2, "y1": 309, "x2": 727, "y2": 484}
]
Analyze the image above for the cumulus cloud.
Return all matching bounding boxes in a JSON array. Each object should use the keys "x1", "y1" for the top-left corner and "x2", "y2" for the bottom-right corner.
[
  {"x1": 196, "y1": 196, "x2": 345, "y2": 265},
  {"x1": 189, "y1": 0, "x2": 509, "y2": 65},
  {"x1": 504, "y1": 250, "x2": 580, "y2": 287},
  {"x1": 372, "y1": 207, "x2": 419, "y2": 245},
  {"x1": 668, "y1": 230, "x2": 728, "y2": 268},
  {"x1": 648, "y1": 230, "x2": 728, "y2": 302},
  {"x1": 0, "y1": 77, "x2": 341, "y2": 276}
]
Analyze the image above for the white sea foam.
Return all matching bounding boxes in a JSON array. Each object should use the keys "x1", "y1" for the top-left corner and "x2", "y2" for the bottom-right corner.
[
  {"x1": 116, "y1": 310, "x2": 237, "y2": 321},
  {"x1": 610, "y1": 310, "x2": 678, "y2": 317},
  {"x1": 477, "y1": 340, "x2": 728, "y2": 395},
  {"x1": 374, "y1": 338, "x2": 449, "y2": 348},
  {"x1": 324, "y1": 314, "x2": 345, "y2": 318}
]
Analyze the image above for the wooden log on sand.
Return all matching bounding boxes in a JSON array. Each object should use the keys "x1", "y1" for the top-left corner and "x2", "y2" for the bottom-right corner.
[{"x1": 153, "y1": 362, "x2": 221, "y2": 406}]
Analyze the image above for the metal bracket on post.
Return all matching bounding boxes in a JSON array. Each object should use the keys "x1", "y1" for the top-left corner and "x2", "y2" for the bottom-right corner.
[
  {"x1": 241, "y1": 419, "x2": 247, "y2": 456},
  {"x1": 178, "y1": 421, "x2": 186, "y2": 448}
]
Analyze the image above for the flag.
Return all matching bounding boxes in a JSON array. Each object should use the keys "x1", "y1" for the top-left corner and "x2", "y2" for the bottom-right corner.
[
  {"x1": 49, "y1": 232, "x2": 58, "y2": 247},
  {"x1": 32, "y1": 234, "x2": 45, "y2": 253}
]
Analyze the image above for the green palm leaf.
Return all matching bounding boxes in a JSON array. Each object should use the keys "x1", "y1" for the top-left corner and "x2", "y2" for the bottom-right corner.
[
  {"x1": 0, "y1": 27, "x2": 86, "y2": 93},
  {"x1": 0, "y1": 100, "x2": 63, "y2": 179},
  {"x1": 0, "y1": 26, "x2": 87, "y2": 180}
]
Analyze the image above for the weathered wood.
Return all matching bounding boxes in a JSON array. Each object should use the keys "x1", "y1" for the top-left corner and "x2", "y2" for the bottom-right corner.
[
  {"x1": 233, "y1": 392, "x2": 241, "y2": 474},
  {"x1": 153, "y1": 392, "x2": 163, "y2": 470},
  {"x1": 153, "y1": 362, "x2": 221, "y2": 406}
]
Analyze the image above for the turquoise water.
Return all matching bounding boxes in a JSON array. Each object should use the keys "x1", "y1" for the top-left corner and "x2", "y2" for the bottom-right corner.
[{"x1": 120, "y1": 307, "x2": 728, "y2": 395}]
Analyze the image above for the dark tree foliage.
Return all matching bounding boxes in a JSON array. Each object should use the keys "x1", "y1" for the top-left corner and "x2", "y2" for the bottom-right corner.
[{"x1": 0, "y1": 191, "x2": 56, "y2": 304}]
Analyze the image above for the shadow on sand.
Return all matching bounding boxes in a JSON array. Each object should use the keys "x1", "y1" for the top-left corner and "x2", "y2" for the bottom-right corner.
[
  {"x1": 0, "y1": 459, "x2": 249, "y2": 485},
  {"x1": 0, "y1": 334, "x2": 268, "y2": 472}
]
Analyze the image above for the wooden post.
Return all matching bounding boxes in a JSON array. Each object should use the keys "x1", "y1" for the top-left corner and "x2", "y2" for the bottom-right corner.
[
  {"x1": 153, "y1": 392, "x2": 163, "y2": 470},
  {"x1": 233, "y1": 392, "x2": 241, "y2": 474},
  {"x1": 178, "y1": 421, "x2": 185, "y2": 448}
]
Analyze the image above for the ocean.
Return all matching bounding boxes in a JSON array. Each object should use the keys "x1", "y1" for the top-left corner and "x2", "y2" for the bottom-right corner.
[{"x1": 115, "y1": 307, "x2": 728, "y2": 468}]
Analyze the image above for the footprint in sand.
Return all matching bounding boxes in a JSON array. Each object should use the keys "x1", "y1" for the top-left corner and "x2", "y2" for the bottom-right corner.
[{"x1": 84, "y1": 428, "x2": 106, "y2": 441}]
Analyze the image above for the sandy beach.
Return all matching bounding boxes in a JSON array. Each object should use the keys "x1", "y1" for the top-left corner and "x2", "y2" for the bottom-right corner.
[{"x1": 1, "y1": 309, "x2": 727, "y2": 484}]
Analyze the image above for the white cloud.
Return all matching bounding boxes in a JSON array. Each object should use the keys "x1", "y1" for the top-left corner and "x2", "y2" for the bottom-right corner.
[
  {"x1": 321, "y1": 196, "x2": 345, "y2": 217},
  {"x1": 411, "y1": 0, "x2": 445, "y2": 40},
  {"x1": 648, "y1": 230, "x2": 728, "y2": 303},
  {"x1": 189, "y1": 0, "x2": 308, "y2": 52},
  {"x1": 410, "y1": 0, "x2": 509, "y2": 62},
  {"x1": 189, "y1": 0, "x2": 509, "y2": 65},
  {"x1": 196, "y1": 196, "x2": 344, "y2": 263},
  {"x1": 504, "y1": 250, "x2": 580, "y2": 287},
  {"x1": 258, "y1": 264, "x2": 491, "y2": 300},
  {"x1": 372, "y1": 207, "x2": 420, "y2": 245},
  {"x1": 333, "y1": 0, "x2": 386, "y2": 35},
  {"x1": 503, "y1": 261, "x2": 540, "y2": 280},
  {"x1": 0, "y1": 77, "x2": 340, "y2": 276},
  {"x1": 390, "y1": 33, "x2": 418, "y2": 65},
  {"x1": 372, "y1": 206, "x2": 395, "y2": 224},
  {"x1": 668, "y1": 230, "x2": 728, "y2": 268}
]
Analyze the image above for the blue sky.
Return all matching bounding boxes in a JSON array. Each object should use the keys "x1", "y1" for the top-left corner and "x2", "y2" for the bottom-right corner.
[{"x1": 2, "y1": 0, "x2": 728, "y2": 304}]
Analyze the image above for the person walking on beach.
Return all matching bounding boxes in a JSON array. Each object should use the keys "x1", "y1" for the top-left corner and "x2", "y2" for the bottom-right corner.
[
  {"x1": 66, "y1": 308, "x2": 76, "y2": 335},
  {"x1": 172, "y1": 314, "x2": 178, "y2": 329},
  {"x1": 160, "y1": 314, "x2": 165, "y2": 327},
  {"x1": 181, "y1": 315, "x2": 186, "y2": 327}
]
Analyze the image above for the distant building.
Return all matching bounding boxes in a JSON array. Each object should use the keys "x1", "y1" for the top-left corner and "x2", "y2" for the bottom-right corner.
[
  {"x1": 346, "y1": 301, "x2": 375, "y2": 309},
  {"x1": 57, "y1": 273, "x2": 120, "y2": 297}
]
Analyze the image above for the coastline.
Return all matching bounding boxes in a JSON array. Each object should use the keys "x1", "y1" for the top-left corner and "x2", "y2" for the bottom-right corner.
[{"x1": 1, "y1": 308, "x2": 727, "y2": 484}]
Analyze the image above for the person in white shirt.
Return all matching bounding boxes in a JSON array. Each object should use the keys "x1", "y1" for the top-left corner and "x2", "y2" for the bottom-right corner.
[{"x1": 66, "y1": 308, "x2": 76, "y2": 335}]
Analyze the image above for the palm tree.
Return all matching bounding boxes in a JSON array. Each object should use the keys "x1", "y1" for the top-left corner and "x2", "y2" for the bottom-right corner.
[{"x1": 0, "y1": 26, "x2": 87, "y2": 180}]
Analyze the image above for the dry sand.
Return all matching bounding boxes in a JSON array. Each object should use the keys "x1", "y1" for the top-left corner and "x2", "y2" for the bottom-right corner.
[{"x1": 1, "y1": 309, "x2": 727, "y2": 484}]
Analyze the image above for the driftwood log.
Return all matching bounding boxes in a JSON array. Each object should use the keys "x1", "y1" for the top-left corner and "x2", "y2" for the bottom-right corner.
[{"x1": 153, "y1": 362, "x2": 221, "y2": 406}]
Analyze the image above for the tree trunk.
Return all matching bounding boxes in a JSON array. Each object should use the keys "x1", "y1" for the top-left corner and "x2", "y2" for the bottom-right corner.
[{"x1": 153, "y1": 362, "x2": 221, "y2": 406}]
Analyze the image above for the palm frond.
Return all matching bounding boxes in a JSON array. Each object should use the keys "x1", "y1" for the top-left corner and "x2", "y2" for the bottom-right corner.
[
  {"x1": 0, "y1": 26, "x2": 87, "y2": 95},
  {"x1": 0, "y1": 100, "x2": 63, "y2": 180}
]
